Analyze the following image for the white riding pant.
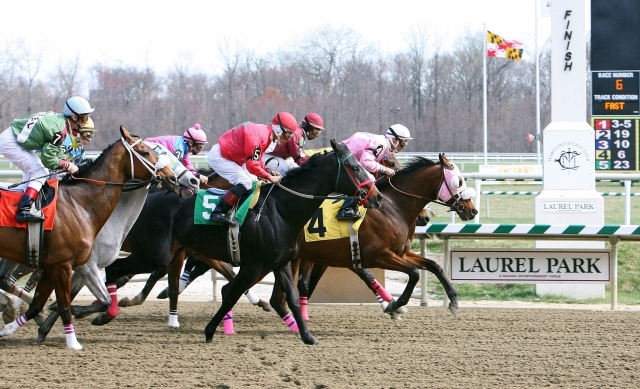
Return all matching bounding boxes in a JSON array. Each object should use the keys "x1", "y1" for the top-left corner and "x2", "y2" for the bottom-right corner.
[
  {"x1": 262, "y1": 154, "x2": 297, "y2": 176},
  {"x1": 206, "y1": 144, "x2": 256, "y2": 191},
  {"x1": 0, "y1": 127, "x2": 47, "y2": 192}
]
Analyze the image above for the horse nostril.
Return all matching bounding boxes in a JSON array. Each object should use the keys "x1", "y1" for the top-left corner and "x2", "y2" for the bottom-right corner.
[
  {"x1": 190, "y1": 178, "x2": 198, "y2": 186},
  {"x1": 170, "y1": 176, "x2": 177, "y2": 184},
  {"x1": 472, "y1": 209, "x2": 478, "y2": 216}
]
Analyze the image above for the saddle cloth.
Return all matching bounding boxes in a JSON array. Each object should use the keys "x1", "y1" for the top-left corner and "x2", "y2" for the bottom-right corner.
[
  {"x1": 304, "y1": 199, "x2": 366, "y2": 242},
  {"x1": 193, "y1": 181, "x2": 260, "y2": 226},
  {"x1": 0, "y1": 180, "x2": 58, "y2": 230}
]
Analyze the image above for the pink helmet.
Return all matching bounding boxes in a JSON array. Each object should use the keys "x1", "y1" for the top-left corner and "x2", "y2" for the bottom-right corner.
[
  {"x1": 183, "y1": 123, "x2": 208, "y2": 143},
  {"x1": 271, "y1": 112, "x2": 297, "y2": 133}
]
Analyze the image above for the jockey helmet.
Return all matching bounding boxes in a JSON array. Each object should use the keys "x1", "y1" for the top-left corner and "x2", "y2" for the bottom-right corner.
[
  {"x1": 82, "y1": 118, "x2": 97, "y2": 132},
  {"x1": 385, "y1": 124, "x2": 412, "y2": 141},
  {"x1": 271, "y1": 112, "x2": 297, "y2": 133},
  {"x1": 63, "y1": 96, "x2": 95, "y2": 117},
  {"x1": 301, "y1": 113, "x2": 324, "y2": 132},
  {"x1": 183, "y1": 123, "x2": 208, "y2": 144}
]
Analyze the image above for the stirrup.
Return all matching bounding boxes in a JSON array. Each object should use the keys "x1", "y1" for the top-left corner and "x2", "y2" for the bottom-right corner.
[
  {"x1": 337, "y1": 209, "x2": 361, "y2": 221},
  {"x1": 209, "y1": 212, "x2": 237, "y2": 227},
  {"x1": 16, "y1": 210, "x2": 44, "y2": 223}
]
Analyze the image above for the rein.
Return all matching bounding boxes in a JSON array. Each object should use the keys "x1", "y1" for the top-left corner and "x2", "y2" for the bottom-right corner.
[
  {"x1": 274, "y1": 151, "x2": 372, "y2": 202},
  {"x1": 385, "y1": 164, "x2": 464, "y2": 212}
]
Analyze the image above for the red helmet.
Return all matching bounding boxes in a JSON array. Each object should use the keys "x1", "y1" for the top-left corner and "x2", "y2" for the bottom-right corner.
[
  {"x1": 301, "y1": 113, "x2": 324, "y2": 132},
  {"x1": 271, "y1": 112, "x2": 297, "y2": 133}
]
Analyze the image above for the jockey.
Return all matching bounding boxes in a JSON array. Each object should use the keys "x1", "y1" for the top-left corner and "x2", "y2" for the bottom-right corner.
[
  {"x1": 337, "y1": 124, "x2": 412, "y2": 220},
  {"x1": 207, "y1": 111, "x2": 298, "y2": 226},
  {"x1": 145, "y1": 123, "x2": 209, "y2": 185},
  {"x1": 0, "y1": 96, "x2": 94, "y2": 223},
  {"x1": 262, "y1": 113, "x2": 325, "y2": 175},
  {"x1": 60, "y1": 117, "x2": 97, "y2": 165}
]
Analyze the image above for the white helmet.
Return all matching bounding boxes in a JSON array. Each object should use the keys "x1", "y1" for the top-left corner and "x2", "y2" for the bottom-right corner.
[
  {"x1": 385, "y1": 124, "x2": 412, "y2": 141},
  {"x1": 63, "y1": 96, "x2": 95, "y2": 117}
]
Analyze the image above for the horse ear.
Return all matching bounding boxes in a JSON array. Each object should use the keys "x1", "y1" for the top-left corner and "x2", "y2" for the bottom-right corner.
[
  {"x1": 330, "y1": 139, "x2": 338, "y2": 151},
  {"x1": 120, "y1": 126, "x2": 133, "y2": 142}
]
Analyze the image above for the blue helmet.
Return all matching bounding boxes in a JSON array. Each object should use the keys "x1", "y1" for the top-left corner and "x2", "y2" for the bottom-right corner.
[{"x1": 63, "y1": 96, "x2": 95, "y2": 117}]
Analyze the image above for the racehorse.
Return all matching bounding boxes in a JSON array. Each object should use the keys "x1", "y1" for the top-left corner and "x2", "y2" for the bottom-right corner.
[
  {"x1": 269, "y1": 154, "x2": 477, "y2": 321},
  {"x1": 0, "y1": 143, "x2": 200, "y2": 326},
  {"x1": 95, "y1": 140, "x2": 382, "y2": 345},
  {"x1": 23, "y1": 145, "x2": 201, "y2": 342},
  {"x1": 0, "y1": 126, "x2": 177, "y2": 349}
]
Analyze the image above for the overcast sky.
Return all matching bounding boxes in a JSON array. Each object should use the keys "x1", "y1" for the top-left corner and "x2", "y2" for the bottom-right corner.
[{"x1": 1, "y1": 0, "x2": 574, "y2": 77}]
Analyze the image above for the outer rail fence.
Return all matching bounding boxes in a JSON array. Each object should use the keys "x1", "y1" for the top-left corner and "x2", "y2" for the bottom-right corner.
[{"x1": 415, "y1": 223, "x2": 640, "y2": 310}]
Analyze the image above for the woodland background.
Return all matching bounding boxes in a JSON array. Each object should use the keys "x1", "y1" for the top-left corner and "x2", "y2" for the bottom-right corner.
[{"x1": 0, "y1": 26, "x2": 558, "y2": 153}]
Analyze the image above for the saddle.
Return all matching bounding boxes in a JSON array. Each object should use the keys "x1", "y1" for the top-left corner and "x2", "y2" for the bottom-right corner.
[{"x1": 0, "y1": 180, "x2": 58, "y2": 230}]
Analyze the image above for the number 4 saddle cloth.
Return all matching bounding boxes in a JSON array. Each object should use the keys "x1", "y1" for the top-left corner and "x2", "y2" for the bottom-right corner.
[{"x1": 304, "y1": 199, "x2": 367, "y2": 242}]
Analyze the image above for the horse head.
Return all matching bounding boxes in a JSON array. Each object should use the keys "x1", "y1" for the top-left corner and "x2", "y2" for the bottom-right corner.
[
  {"x1": 437, "y1": 153, "x2": 477, "y2": 221},
  {"x1": 120, "y1": 126, "x2": 177, "y2": 190},
  {"x1": 330, "y1": 139, "x2": 383, "y2": 209},
  {"x1": 145, "y1": 141, "x2": 199, "y2": 197}
]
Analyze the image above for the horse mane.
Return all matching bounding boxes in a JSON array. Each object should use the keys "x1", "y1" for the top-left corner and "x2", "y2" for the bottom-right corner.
[
  {"x1": 59, "y1": 141, "x2": 118, "y2": 184},
  {"x1": 280, "y1": 150, "x2": 330, "y2": 186},
  {"x1": 377, "y1": 156, "x2": 438, "y2": 190}
]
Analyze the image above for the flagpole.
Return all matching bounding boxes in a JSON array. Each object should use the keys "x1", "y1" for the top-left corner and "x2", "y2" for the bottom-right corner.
[
  {"x1": 483, "y1": 24, "x2": 488, "y2": 166},
  {"x1": 535, "y1": 0, "x2": 542, "y2": 165}
]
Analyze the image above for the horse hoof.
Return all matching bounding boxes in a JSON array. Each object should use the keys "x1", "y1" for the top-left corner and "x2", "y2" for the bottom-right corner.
[
  {"x1": 91, "y1": 314, "x2": 112, "y2": 326},
  {"x1": 256, "y1": 300, "x2": 273, "y2": 312},
  {"x1": 396, "y1": 306, "x2": 408, "y2": 314},
  {"x1": 448, "y1": 303, "x2": 459, "y2": 318},
  {"x1": 156, "y1": 289, "x2": 169, "y2": 299},
  {"x1": 117, "y1": 297, "x2": 132, "y2": 307},
  {"x1": 389, "y1": 312, "x2": 403, "y2": 321},
  {"x1": 302, "y1": 335, "x2": 318, "y2": 345}
]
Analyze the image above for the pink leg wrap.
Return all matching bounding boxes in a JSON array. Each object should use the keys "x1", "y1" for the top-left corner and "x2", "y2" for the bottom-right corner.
[
  {"x1": 282, "y1": 313, "x2": 299, "y2": 333},
  {"x1": 63, "y1": 323, "x2": 75, "y2": 335},
  {"x1": 370, "y1": 279, "x2": 393, "y2": 302},
  {"x1": 299, "y1": 297, "x2": 309, "y2": 321},
  {"x1": 223, "y1": 311, "x2": 236, "y2": 335},
  {"x1": 105, "y1": 283, "x2": 119, "y2": 319},
  {"x1": 16, "y1": 314, "x2": 28, "y2": 327}
]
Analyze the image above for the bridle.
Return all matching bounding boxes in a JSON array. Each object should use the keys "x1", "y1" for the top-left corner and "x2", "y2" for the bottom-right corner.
[
  {"x1": 70, "y1": 136, "x2": 173, "y2": 189},
  {"x1": 383, "y1": 163, "x2": 467, "y2": 214},
  {"x1": 275, "y1": 151, "x2": 375, "y2": 205}
]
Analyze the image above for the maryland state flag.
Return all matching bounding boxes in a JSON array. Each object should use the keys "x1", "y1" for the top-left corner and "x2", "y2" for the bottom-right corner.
[{"x1": 487, "y1": 30, "x2": 523, "y2": 61}]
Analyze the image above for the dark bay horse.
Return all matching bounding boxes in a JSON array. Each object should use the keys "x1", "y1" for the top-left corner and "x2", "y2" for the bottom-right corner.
[
  {"x1": 0, "y1": 126, "x2": 177, "y2": 349},
  {"x1": 93, "y1": 140, "x2": 382, "y2": 345}
]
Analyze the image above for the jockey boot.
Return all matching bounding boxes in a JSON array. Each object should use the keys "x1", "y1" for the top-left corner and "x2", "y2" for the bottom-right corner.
[
  {"x1": 15, "y1": 195, "x2": 43, "y2": 223},
  {"x1": 209, "y1": 184, "x2": 248, "y2": 226},
  {"x1": 337, "y1": 198, "x2": 361, "y2": 221}
]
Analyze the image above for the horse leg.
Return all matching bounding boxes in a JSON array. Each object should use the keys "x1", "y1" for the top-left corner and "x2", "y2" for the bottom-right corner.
[
  {"x1": 157, "y1": 256, "x2": 201, "y2": 299},
  {"x1": 70, "y1": 264, "x2": 112, "y2": 318},
  {"x1": 0, "y1": 292, "x2": 14, "y2": 325},
  {"x1": 47, "y1": 264, "x2": 83, "y2": 349},
  {"x1": 166, "y1": 250, "x2": 186, "y2": 328},
  {"x1": 37, "y1": 272, "x2": 88, "y2": 343},
  {"x1": 273, "y1": 263, "x2": 316, "y2": 345},
  {"x1": 119, "y1": 268, "x2": 166, "y2": 308},
  {"x1": 204, "y1": 264, "x2": 262, "y2": 343},
  {"x1": 349, "y1": 267, "x2": 407, "y2": 318},
  {"x1": 405, "y1": 251, "x2": 458, "y2": 316},
  {"x1": 295, "y1": 258, "x2": 322, "y2": 321}
]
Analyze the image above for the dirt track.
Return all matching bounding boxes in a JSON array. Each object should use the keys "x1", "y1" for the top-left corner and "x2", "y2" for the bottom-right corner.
[{"x1": 1, "y1": 301, "x2": 639, "y2": 388}]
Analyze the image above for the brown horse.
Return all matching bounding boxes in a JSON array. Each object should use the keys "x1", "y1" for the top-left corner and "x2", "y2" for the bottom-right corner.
[
  {"x1": 268, "y1": 154, "x2": 477, "y2": 321},
  {"x1": 0, "y1": 126, "x2": 176, "y2": 349}
]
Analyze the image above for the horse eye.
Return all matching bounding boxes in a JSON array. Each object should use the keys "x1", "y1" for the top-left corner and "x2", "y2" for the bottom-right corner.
[{"x1": 139, "y1": 151, "x2": 150, "y2": 157}]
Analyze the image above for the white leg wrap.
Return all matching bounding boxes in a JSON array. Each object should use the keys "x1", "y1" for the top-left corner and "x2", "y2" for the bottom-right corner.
[
  {"x1": 65, "y1": 333, "x2": 83, "y2": 350},
  {"x1": 168, "y1": 312, "x2": 180, "y2": 328},
  {"x1": 11, "y1": 297, "x2": 24, "y2": 311},
  {"x1": 0, "y1": 321, "x2": 21, "y2": 336},
  {"x1": 244, "y1": 289, "x2": 260, "y2": 305}
]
